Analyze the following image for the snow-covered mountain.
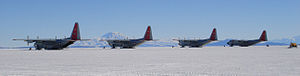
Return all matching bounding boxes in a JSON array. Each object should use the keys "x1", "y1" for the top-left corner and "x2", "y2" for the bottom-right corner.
[
  {"x1": 72, "y1": 32, "x2": 128, "y2": 47},
  {"x1": 271, "y1": 35, "x2": 300, "y2": 44},
  {"x1": 101, "y1": 32, "x2": 128, "y2": 39}
]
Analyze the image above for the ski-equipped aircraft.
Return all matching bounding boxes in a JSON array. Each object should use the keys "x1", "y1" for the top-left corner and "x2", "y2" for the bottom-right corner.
[
  {"x1": 227, "y1": 30, "x2": 267, "y2": 47},
  {"x1": 13, "y1": 22, "x2": 88, "y2": 50},
  {"x1": 174, "y1": 28, "x2": 218, "y2": 48},
  {"x1": 104, "y1": 26, "x2": 153, "y2": 49}
]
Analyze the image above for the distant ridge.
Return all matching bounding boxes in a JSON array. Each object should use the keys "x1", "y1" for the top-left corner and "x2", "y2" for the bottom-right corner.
[
  {"x1": 271, "y1": 35, "x2": 300, "y2": 44},
  {"x1": 101, "y1": 32, "x2": 128, "y2": 39},
  {"x1": 0, "y1": 46, "x2": 33, "y2": 49}
]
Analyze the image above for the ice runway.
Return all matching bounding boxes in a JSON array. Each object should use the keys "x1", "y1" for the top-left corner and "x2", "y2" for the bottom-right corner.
[{"x1": 0, "y1": 46, "x2": 299, "y2": 76}]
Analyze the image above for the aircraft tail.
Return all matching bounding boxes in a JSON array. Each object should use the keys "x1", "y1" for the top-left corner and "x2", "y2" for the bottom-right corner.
[
  {"x1": 143, "y1": 26, "x2": 153, "y2": 40},
  {"x1": 209, "y1": 28, "x2": 217, "y2": 41},
  {"x1": 259, "y1": 30, "x2": 267, "y2": 41},
  {"x1": 70, "y1": 22, "x2": 81, "y2": 40}
]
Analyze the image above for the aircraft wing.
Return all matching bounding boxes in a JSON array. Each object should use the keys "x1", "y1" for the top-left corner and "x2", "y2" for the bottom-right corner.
[
  {"x1": 14, "y1": 39, "x2": 92, "y2": 42},
  {"x1": 98, "y1": 39, "x2": 129, "y2": 41},
  {"x1": 78, "y1": 39, "x2": 91, "y2": 41},
  {"x1": 99, "y1": 39, "x2": 158, "y2": 41},
  {"x1": 13, "y1": 39, "x2": 58, "y2": 42}
]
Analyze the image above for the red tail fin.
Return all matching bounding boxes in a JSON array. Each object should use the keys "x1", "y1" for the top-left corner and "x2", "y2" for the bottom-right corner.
[
  {"x1": 70, "y1": 22, "x2": 80, "y2": 40},
  {"x1": 144, "y1": 26, "x2": 152, "y2": 40},
  {"x1": 209, "y1": 28, "x2": 217, "y2": 41},
  {"x1": 259, "y1": 30, "x2": 267, "y2": 41}
]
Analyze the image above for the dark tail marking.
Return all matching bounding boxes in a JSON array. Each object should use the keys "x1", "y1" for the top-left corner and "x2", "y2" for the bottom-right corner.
[
  {"x1": 70, "y1": 22, "x2": 81, "y2": 40},
  {"x1": 259, "y1": 30, "x2": 267, "y2": 41},
  {"x1": 144, "y1": 26, "x2": 153, "y2": 40},
  {"x1": 209, "y1": 28, "x2": 217, "y2": 41}
]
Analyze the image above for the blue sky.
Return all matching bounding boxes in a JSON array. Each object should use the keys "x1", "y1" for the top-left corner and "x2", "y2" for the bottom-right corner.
[{"x1": 0, "y1": 0, "x2": 299, "y2": 47}]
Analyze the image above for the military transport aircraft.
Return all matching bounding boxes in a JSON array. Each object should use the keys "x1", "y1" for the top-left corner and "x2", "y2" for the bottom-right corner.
[
  {"x1": 173, "y1": 28, "x2": 218, "y2": 48},
  {"x1": 227, "y1": 30, "x2": 267, "y2": 47},
  {"x1": 13, "y1": 22, "x2": 87, "y2": 50},
  {"x1": 104, "y1": 26, "x2": 153, "y2": 49}
]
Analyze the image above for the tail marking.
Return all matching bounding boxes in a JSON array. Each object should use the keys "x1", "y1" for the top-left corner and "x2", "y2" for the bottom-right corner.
[
  {"x1": 71, "y1": 22, "x2": 81, "y2": 40},
  {"x1": 209, "y1": 28, "x2": 217, "y2": 41},
  {"x1": 144, "y1": 26, "x2": 152, "y2": 40},
  {"x1": 259, "y1": 30, "x2": 267, "y2": 41}
]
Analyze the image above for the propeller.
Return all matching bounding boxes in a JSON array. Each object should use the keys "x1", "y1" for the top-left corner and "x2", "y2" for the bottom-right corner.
[{"x1": 27, "y1": 35, "x2": 29, "y2": 46}]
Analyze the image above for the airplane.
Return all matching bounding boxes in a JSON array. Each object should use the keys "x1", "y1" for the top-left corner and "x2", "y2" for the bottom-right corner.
[
  {"x1": 104, "y1": 26, "x2": 153, "y2": 49},
  {"x1": 227, "y1": 30, "x2": 267, "y2": 47},
  {"x1": 174, "y1": 28, "x2": 218, "y2": 48},
  {"x1": 13, "y1": 22, "x2": 87, "y2": 50}
]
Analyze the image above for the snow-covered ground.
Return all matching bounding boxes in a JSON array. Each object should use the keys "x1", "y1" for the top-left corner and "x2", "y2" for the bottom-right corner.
[{"x1": 0, "y1": 46, "x2": 299, "y2": 76}]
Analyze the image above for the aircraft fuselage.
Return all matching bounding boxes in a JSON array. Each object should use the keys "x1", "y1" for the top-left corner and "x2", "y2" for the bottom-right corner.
[
  {"x1": 33, "y1": 38, "x2": 75, "y2": 50},
  {"x1": 106, "y1": 38, "x2": 145, "y2": 48},
  {"x1": 227, "y1": 39, "x2": 261, "y2": 47},
  {"x1": 105, "y1": 26, "x2": 153, "y2": 49},
  {"x1": 178, "y1": 39, "x2": 212, "y2": 47}
]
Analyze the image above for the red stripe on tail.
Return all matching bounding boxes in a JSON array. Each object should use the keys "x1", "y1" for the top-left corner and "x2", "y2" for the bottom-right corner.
[
  {"x1": 259, "y1": 30, "x2": 267, "y2": 41},
  {"x1": 144, "y1": 26, "x2": 152, "y2": 40},
  {"x1": 209, "y1": 28, "x2": 217, "y2": 41},
  {"x1": 71, "y1": 22, "x2": 80, "y2": 40}
]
